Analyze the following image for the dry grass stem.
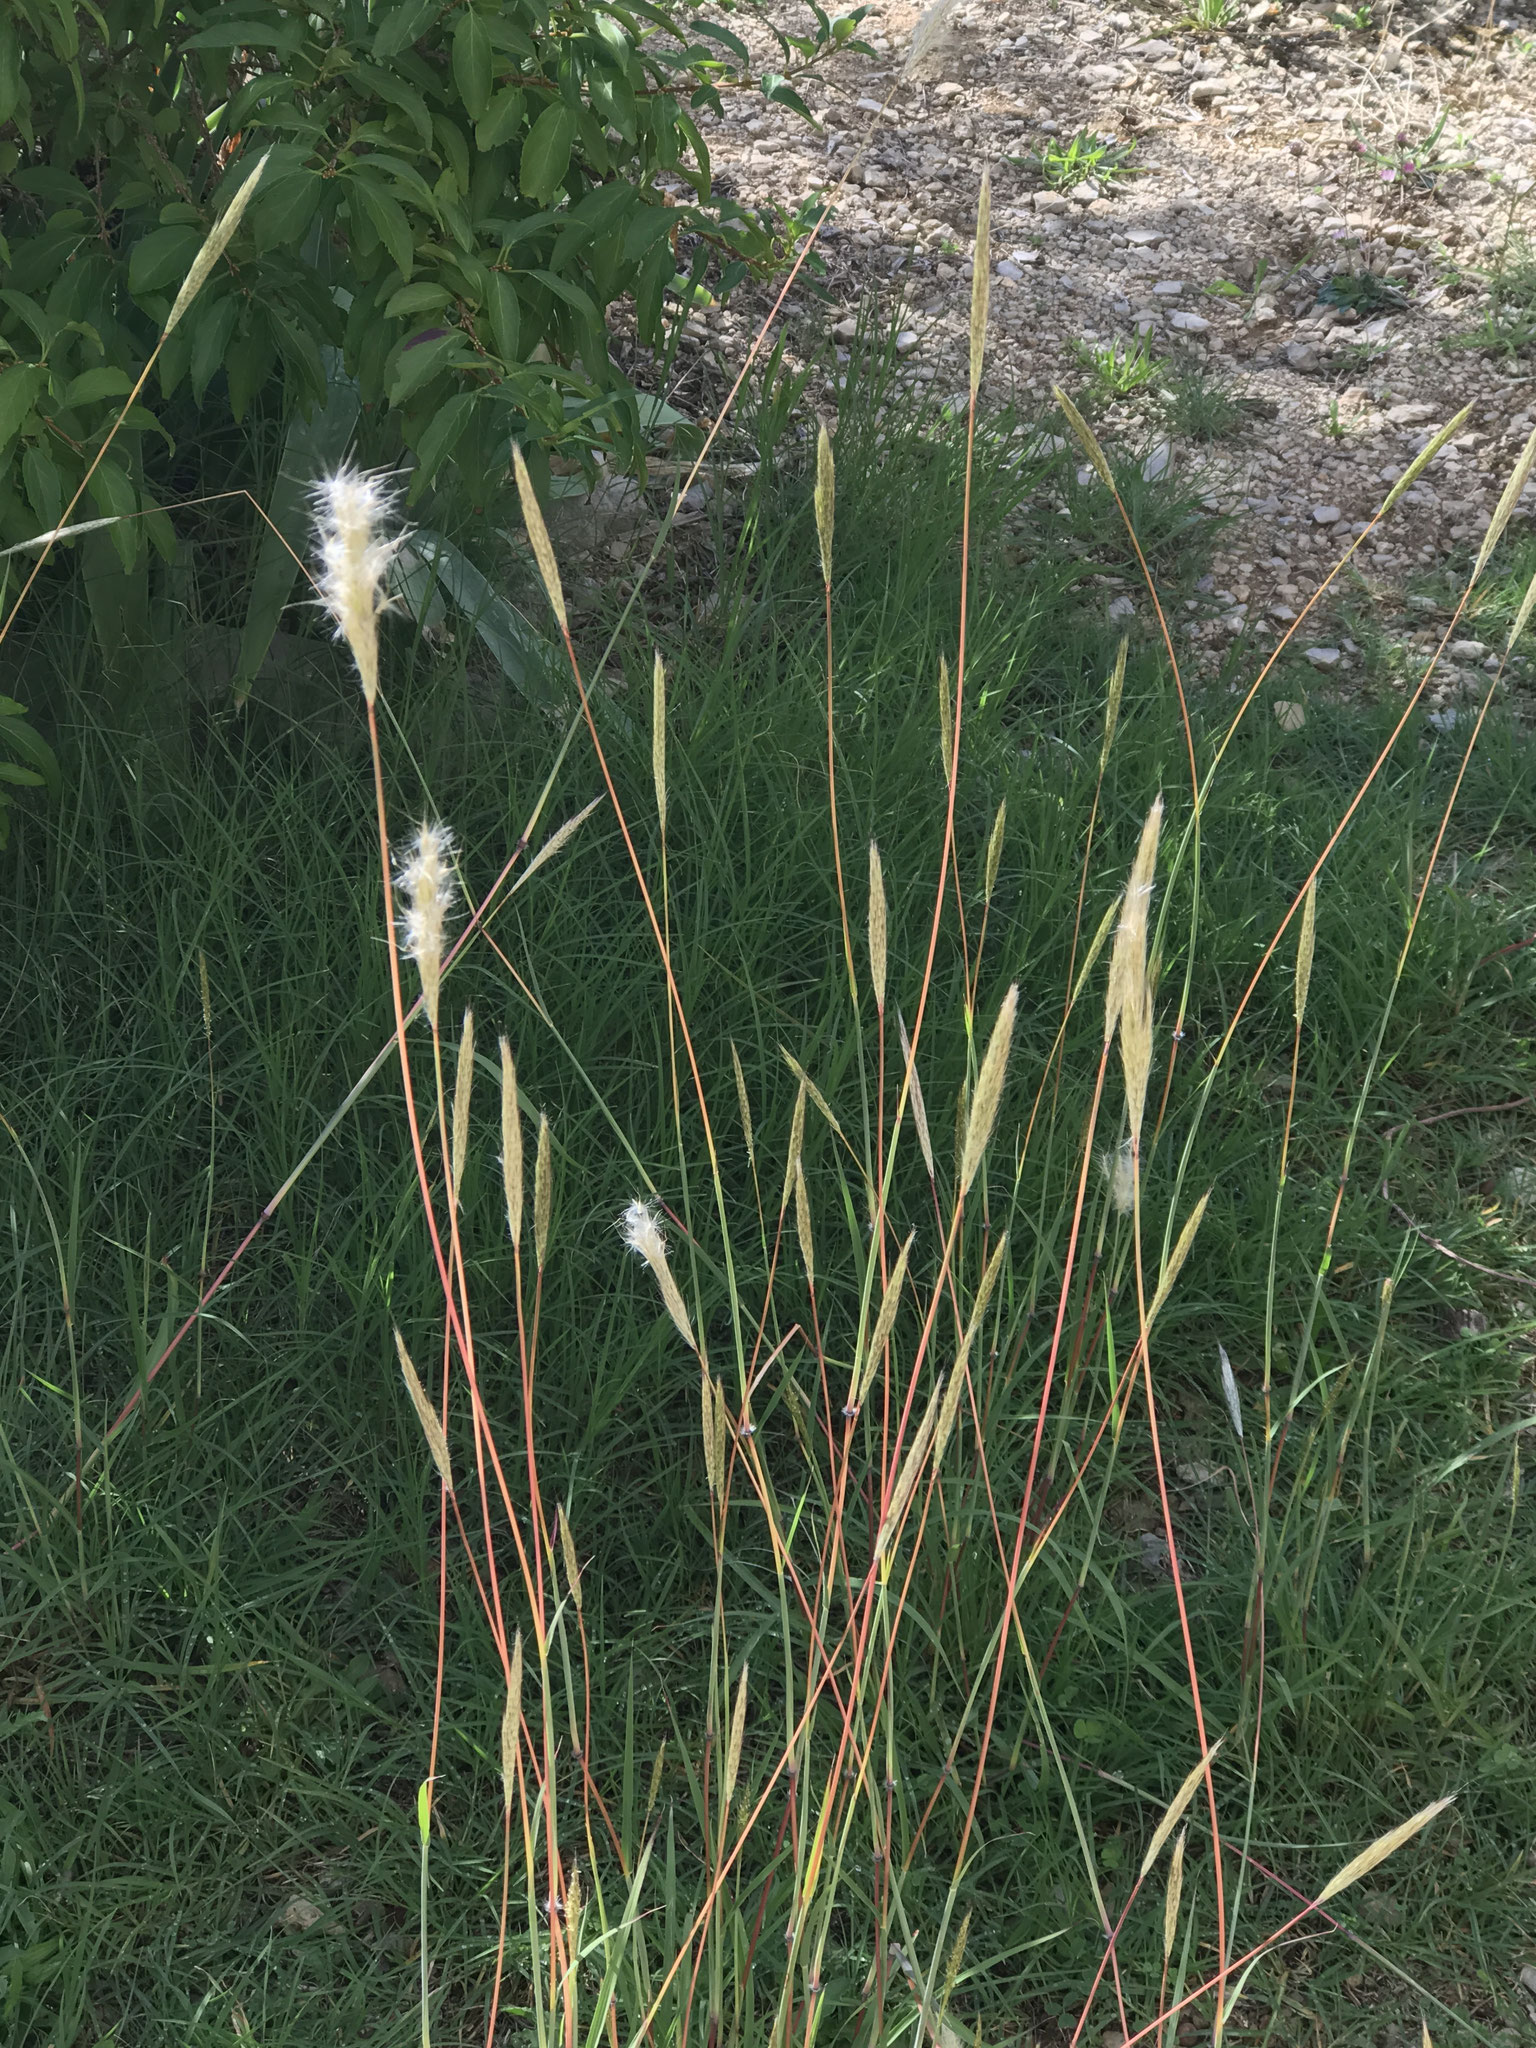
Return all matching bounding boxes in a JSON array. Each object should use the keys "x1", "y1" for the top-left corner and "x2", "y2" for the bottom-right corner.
[
  {"x1": 1139, "y1": 1741, "x2": 1224, "y2": 1879},
  {"x1": 500, "y1": 1631, "x2": 523, "y2": 1811},
  {"x1": 499, "y1": 1038, "x2": 523, "y2": 1251},
  {"x1": 959, "y1": 984, "x2": 1018, "y2": 1197},
  {"x1": 1147, "y1": 1190, "x2": 1211, "y2": 1328},
  {"x1": 868, "y1": 841, "x2": 888, "y2": 1013},
  {"x1": 816, "y1": 424, "x2": 836, "y2": 586},
  {"x1": 451, "y1": 1007, "x2": 474, "y2": 1203},
  {"x1": 969, "y1": 169, "x2": 991, "y2": 396},
  {"x1": 1314, "y1": 1798, "x2": 1455, "y2": 1905},
  {"x1": 1295, "y1": 881, "x2": 1317, "y2": 1031},
  {"x1": 511, "y1": 442, "x2": 569, "y2": 634},
  {"x1": 534, "y1": 1113, "x2": 552, "y2": 1271},
  {"x1": 856, "y1": 1231, "x2": 916, "y2": 1407},
  {"x1": 394, "y1": 1329, "x2": 453, "y2": 1491},
  {"x1": 652, "y1": 651, "x2": 668, "y2": 831},
  {"x1": 621, "y1": 1199, "x2": 696, "y2": 1350},
  {"x1": 165, "y1": 152, "x2": 270, "y2": 337},
  {"x1": 984, "y1": 800, "x2": 1007, "y2": 905}
]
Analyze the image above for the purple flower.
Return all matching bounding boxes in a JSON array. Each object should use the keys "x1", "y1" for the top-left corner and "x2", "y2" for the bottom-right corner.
[{"x1": 1381, "y1": 167, "x2": 1396, "y2": 181}]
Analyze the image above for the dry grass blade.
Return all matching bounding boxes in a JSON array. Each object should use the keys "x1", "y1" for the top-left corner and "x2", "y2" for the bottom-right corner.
[
  {"x1": 794, "y1": 1158, "x2": 815, "y2": 1288},
  {"x1": 535, "y1": 1113, "x2": 552, "y2": 1271},
  {"x1": 958, "y1": 984, "x2": 1018, "y2": 1197},
  {"x1": 511, "y1": 442, "x2": 568, "y2": 634},
  {"x1": 1295, "y1": 881, "x2": 1317, "y2": 1031},
  {"x1": 868, "y1": 841, "x2": 888, "y2": 1013},
  {"x1": 558, "y1": 1503, "x2": 582, "y2": 1611},
  {"x1": 876, "y1": 1376, "x2": 944, "y2": 1559},
  {"x1": 165, "y1": 153, "x2": 270, "y2": 337},
  {"x1": 969, "y1": 169, "x2": 991, "y2": 397},
  {"x1": 816, "y1": 424, "x2": 836, "y2": 586},
  {"x1": 499, "y1": 1038, "x2": 523, "y2": 1251},
  {"x1": 451, "y1": 1007, "x2": 474, "y2": 1203},
  {"x1": 500, "y1": 1631, "x2": 523, "y2": 1811},
  {"x1": 897, "y1": 1010, "x2": 936, "y2": 1180},
  {"x1": 1315, "y1": 1798, "x2": 1455, "y2": 1905},
  {"x1": 652, "y1": 650, "x2": 667, "y2": 832},
  {"x1": 1470, "y1": 425, "x2": 1536, "y2": 586},
  {"x1": 1052, "y1": 383, "x2": 1114, "y2": 491},
  {"x1": 1147, "y1": 1191, "x2": 1211, "y2": 1328},
  {"x1": 984, "y1": 800, "x2": 1006, "y2": 905},
  {"x1": 731, "y1": 1042, "x2": 755, "y2": 1170},
  {"x1": 855, "y1": 1230, "x2": 916, "y2": 1407},
  {"x1": 1379, "y1": 404, "x2": 1473, "y2": 513},
  {"x1": 1101, "y1": 637, "x2": 1128, "y2": 772},
  {"x1": 393, "y1": 1329, "x2": 452, "y2": 1491},
  {"x1": 1163, "y1": 1828, "x2": 1186, "y2": 1962},
  {"x1": 1139, "y1": 1740, "x2": 1224, "y2": 1879}
]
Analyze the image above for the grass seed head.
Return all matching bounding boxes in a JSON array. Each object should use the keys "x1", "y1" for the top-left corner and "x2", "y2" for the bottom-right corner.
[
  {"x1": 1101, "y1": 637, "x2": 1128, "y2": 772},
  {"x1": 855, "y1": 1230, "x2": 915, "y2": 1408},
  {"x1": 1100, "y1": 1140, "x2": 1135, "y2": 1216},
  {"x1": 897, "y1": 1010, "x2": 936, "y2": 1181},
  {"x1": 984, "y1": 800, "x2": 1007, "y2": 905},
  {"x1": 1315, "y1": 1797, "x2": 1455, "y2": 1904},
  {"x1": 451, "y1": 1007, "x2": 474, "y2": 1203},
  {"x1": 1295, "y1": 879, "x2": 1318, "y2": 1031},
  {"x1": 499, "y1": 1038, "x2": 523, "y2": 1251},
  {"x1": 397, "y1": 821, "x2": 456, "y2": 1029},
  {"x1": 511, "y1": 442, "x2": 568, "y2": 634},
  {"x1": 1140, "y1": 1741, "x2": 1223, "y2": 1879},
  {"x1": 558, "y1": 1503, "x2": 582, "y2": 1611},
  {"x1": 959, "y1": 984, "x2": 1018, "y2": 1197},
  {"x1": 701, "y1": 1373, "x2": 720, "y2": 1497},
  {"x1": 867, "y1": 841, "x2": 888, "y2": 1013},
  {"x1": 165, "y1": 152, "x2": 269, "y2": 337},
  {"x1": 876, "y1": 1375, "x2": 944, "y2": 1559},
  {"x1": 1472, "y1": 424, "x2": 1536, "y2": 587},
  {"x1": 724, "y1": 1662, "x2": 749, "y2": 1803},
  {"x1": 794, "y1": 1157, "x2": 815, "y2": 1289},
  {"x1": 500, "y1": 1631, "x2": 523, "y2": 1811},
  {"x1": 730, "y1": 1042, "x2": 755, "y2": 1170},
  {"x1": 1163, "y1": 1828, "x2": 1186, "y2": 1962},
  {"x1": 1052, "y1": 382, "x2": 1115, "y2": 492},
  {"x1": 781, "y1": 1078, "x2": 808, "y2": 1216},
  {"x1": 969, "y1": 169, "x2": 992, "y2": 397},
  {"x1": 1218, "y1": 1341, "x2": 1243, "y2": 1439},
  {"x1": 534, "y1": 1113, "x2": 552, "y2": 1270},
  {"x1": 394, "y1": 1329, "x2": 452, "y2": 1491},
  {"x1": 621, "y1": 1199, "x2": 696, "y2": 1350},
  {"x1": 652, "y1": 650, "x2": 668, "y2": 831},
  {"x1": 1379, "y1": 403, "x2": 1473, "y2": 515},
  {"x1": 938, "y1": 654, "x2": 953, "y2": 774},
  {"x1": 314, "y1": 463, "x2": 403, "y2": 707},
  {"x1": 815, "y1": 423, "x2": 836, "y2": 586},
  {"x1": 1146, "y1": 1189, "x2": 1210, "y2": 1327}
]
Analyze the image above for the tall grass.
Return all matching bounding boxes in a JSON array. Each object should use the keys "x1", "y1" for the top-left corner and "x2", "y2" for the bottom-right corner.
[{"x1": 3, "y1": 197, "x2": 1536, "y2": 2048}]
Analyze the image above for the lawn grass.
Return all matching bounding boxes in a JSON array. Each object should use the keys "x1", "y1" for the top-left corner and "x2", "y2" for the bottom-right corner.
[{"x1": 3, "y1": 349, "x2": 1536, "y2": 2048}]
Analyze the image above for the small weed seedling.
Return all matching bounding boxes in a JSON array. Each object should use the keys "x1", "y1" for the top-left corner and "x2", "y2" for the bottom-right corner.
[
  {"x1": 1069, "y1": 331, "x2": 1168, "y2": 407},
  {"x1": 1181, "y1": 0, "x2": 1236, "y2": 27},
  {"x1": 1159, "y1": 366, "x2": 1251, "y2": 441},
  {"x1": 1320, "y1": 270, "x2": 1409, "y2": 315},
  {"x1": 1349, "y1": 112, "x2": 1474, "y2": 192},
  {"x1": 1013, "y1": 128, "x2": 1138, "y2": 193},
  {"x1": 1452, "y1": 235, "x2": 1536, "y2": 359}
]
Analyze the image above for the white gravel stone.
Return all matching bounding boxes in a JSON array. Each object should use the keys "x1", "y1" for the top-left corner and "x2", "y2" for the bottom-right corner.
[
  {"x1": 1169, "y1": 310, "x2": 1209, "y2": 332},
  {"x1": 1304, "y1": 646, "x2": 1342, "y2": 669},
  {"x1": 1311, "y1": 505, "x2": 1341, "y2": 524}
]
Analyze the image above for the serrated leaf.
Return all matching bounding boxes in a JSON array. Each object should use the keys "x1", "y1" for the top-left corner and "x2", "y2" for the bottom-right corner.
[{"x1": 519, "y1": 101, "x2": 576, "y2": 204}]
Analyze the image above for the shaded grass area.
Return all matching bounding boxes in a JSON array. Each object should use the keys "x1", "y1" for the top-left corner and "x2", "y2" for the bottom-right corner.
[{"x1": 3, "y1": 383, "x2": 1536, "y2": 2048}]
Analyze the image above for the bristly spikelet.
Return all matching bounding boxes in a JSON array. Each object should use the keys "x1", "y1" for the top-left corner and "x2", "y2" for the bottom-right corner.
[
  {"x1": 854, "y1": 1230, "x2": 915, "y2": 1408},
  {"x1": 313, "y1": 464, "x2": 404, "y2": 707},
  {"x1": 652, "y1": 650, "x2": 668, "y2": 832},
  {"x1": 1294, "y1": 880, "x2": 1317, "y2": 1031},
  {"x1": 781, "y1": 1078, "x2": 808, "y2": 1217},
  {"x1": 1106, "y1": 798, "x2": 1163, "y2": 1145},
  {"x1": 1101, "y1": 638, "x2": 1128, "y2": 773},
  {"x1": 451, "y1": 1007, "x2": 474, "y2": 1204},
  {"x1": 558, "y1": 1503, "x2": 582, "y2": 1612},
  {"x1": 511, "y1": 443, "x2": 568, "y2": 634},
  {"x1": 984, "y1": 800, "x2": 1006, "y2": 905},
  {"x1": 896, "y1": 1010, "x2": 935, "y2": 1182},
  {"x1": 815, "y1": 424, "x2": 836, "y2": 587},
  {"x1": 621, "y1": 1199, "x2": 697, "y2": 1350},
  {"x1": 724, "y1": 1661, "x2": 749, "y2": 1804},
  {"x1": 165, "y1": 151, "x2": 270, "y2": 338},
  {"x1": 535, "y1": 1114, "x2": 553, "y2": 1270},
  {"x1": 938, "y1": 654, "x2": 953, "y2": 774},
  {"x1": 730, "y1": 1042, "x2": 755, "y2": 1171},
  {"x1": 794, "y1": 1158, "x2": 815, "y2": 1289},
  {"x1": 958, "y1": 984, "x2": 1018, "y2": 1197},
  {"x1": 1162, "y1": 1829, "x2": 1186, "y2": 1962},
  {"x1": 1315, "y1": 1798, "x2": 1455, "y2": 1905},
  {"x1": 499, "y1": 1037, "x2": 523, "y2": 1251},
  {"x1": 701, "y1": 1373, "x2": 721, "y2": 1496},
  {"x1": 1147, "y1": 1190, "x2": 1210, "y2": 1327},
  {"x1": 969, "y1": 168, "x2": 991, "y2": 397},
  {"x1": 500, "y1": 1631, "x2": 523, "y2": 1813},
  {"x1": 867, "y1": 841, "x2": 888, "y2": 1014},
  {"x1": 394, "y1": 1328, "x2": 453, "y2": 1491},
  {"x1": 396, "y1": 821, "x2": 456, "y2": 1029},
  {"x1": 1100, "y1": 1140, "x2": 1134, "y2": 1216},
  {"x1": 1139, "y1": 1740, "x2": 1223, "y2": 1880}
]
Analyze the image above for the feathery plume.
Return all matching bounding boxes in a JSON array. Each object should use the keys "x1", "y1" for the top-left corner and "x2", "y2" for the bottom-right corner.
[
  {"x1": 1100, "y1": 1140, "x2": 1135, "y2": 1217},
  {"x1": 621, "y1": 1199, "x2": 696, "y2": 1350},
  {"x1": 313, "y1": 463, "x2": 404, "y2": 707},
  {"x1": 451, "y1": 1007, "x2": 474, "y2": 1203},
  {"x1": 867, "y1": 841, "x2": 888, "y2": 1014},
  {"x1": 1140, "y1": 1741, "x2": 1224, "y2": 1879},
  {"x1": 396, "y1": 821, "x2": 456, "y2": 1029},
  {"x1": 701, "y1": 1374, "x2": 721, "y2": 1497},
  {"x1": 165, "y1": 152, "x2": 270, "y2": 337},
  {"x1": 1107, "y1": 798, "x2": 1163, "y2": 1145},
  {"x1": 815, "y1": 424, "x2": 836, "y2": 586},
  {"x1": 876, "y1": 1375, "x2": 943, "y2": 1559},
  {"x1": 499, "y1": 1037, "x2": 523, "y2": 1251},
  {"x1": 958, "y1": 984, "x2": 1018, "y2": 1197},
  {"x1": 1218, "y1": 1342, "x2": 1243, "y2": 1440},
  {"x1": 511, "y1": 442, "x2": 568, "y2": 634},
  {"x1": 394, "y1": 1329, "x2": 452, "y2": 1491}
]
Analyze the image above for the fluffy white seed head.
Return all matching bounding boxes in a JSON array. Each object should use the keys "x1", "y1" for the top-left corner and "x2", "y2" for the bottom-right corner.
[
  {"x1": 313, "y1": 465, "x2": 403, "y2": 706},
  {"x1": 397, "y1": 821, "x2": 456, "y2": 1029},
  {"x1": 621, "y1": 1199, "x2": 696, "y2": 1350}
]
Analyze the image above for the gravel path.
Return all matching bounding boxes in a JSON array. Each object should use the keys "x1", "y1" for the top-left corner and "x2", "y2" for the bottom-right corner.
[{"x1": 634, "y1": 0, "x2": 1536, "y2": 701}]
